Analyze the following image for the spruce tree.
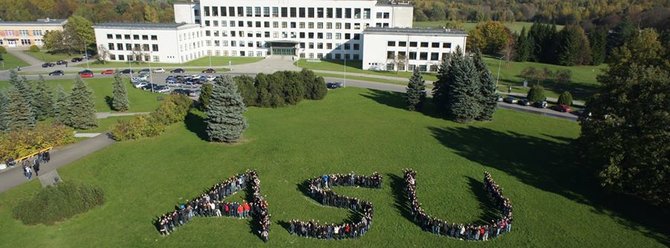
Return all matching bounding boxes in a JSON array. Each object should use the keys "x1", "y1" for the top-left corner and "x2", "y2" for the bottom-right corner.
[
  {"x1": 66, "y1": 77, "x2": 97, "y2": 129},
  {"x1": 33, "y1": 75, "x2": 54, "y2": 120},
  {"x1": 589, "y1": 27, "x2": 608, "y2": 65},
  {"x1": 4, "y1": 87, "x2": 36, "y2": 131},
  {"x1": 432, "y1": 52, "x2": 452, "y2": 113},
  {"x1": 405, "y1": 68, "x2": 426, "y2": 111},
  {"x1": 205, "y1": 75, "x2": 248, "y2": 143},
  {"x1": 53, "y1": 85, "x2": 69, "y2": 125},
  {"x1": 473, "y1": 50, "x2": 497, "y2": 121},
  {"x1": 111, "y1": 72, "x2": 129, "y2": 112},
  {"x1": 514, "y1": 27, "x2": 531, "y2": 62},
  {"x1": 0, "y1": 91, "x2": 8, "y2": 131},
  {"x1": 447, "y1": 49, "x2": 482, "y2": 122},
  {"x1": 198, "y1": 83, "x2": 213, "y2": 111}
]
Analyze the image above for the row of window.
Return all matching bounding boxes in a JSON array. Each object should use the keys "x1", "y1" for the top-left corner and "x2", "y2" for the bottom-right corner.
[
  {"x1": 387, "y1": 51, "x2": 450, "y2": 61},
  {"x1": 203, "y1": 6, "x2": 374, "y2": 20},
  {"x1": 388, "y1": 41, "x2": 452, "y2": 49},
  {"x1": 204, "y1": 20, "x2": 374, "y2": 30},
  {"x1": 108, "y1": 54, "x2": 160, "y2": 62},
  {"x1": 1, "y1": 29, "x2": 44, "y2": 36},
  {"x1": 206, "y1": 30, "x2": 361, "y2": 41},
  {"x1": 204, "y1": 39, "x2": 361, "y2": 51},
  {"x1": 107, "y1": 43, "x2": 159, "y2": 52},
  {"x1": 106, "y1": 34, "x2": 158, "y2": 41}
]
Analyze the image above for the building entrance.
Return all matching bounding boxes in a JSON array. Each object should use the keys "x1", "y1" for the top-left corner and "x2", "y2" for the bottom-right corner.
[
  {"x1": 271, "y1": 47, "x2": 295, "y2": 56},
  {"x1": 267, "y1": 41, "x2": 298, "y2": 56}
]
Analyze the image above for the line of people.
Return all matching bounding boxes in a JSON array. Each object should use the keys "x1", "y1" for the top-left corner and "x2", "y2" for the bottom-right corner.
[
  {"x1": 155, "y1": 170, "x2": 270, "y2": 242},
  {"x1": 11, "y1": 150, "x2": 51, "y2": 180},
  {"x1": 287, "y1": 172, "x2": 382, "y2": 239},
  {"x1": 403, "y1": 169, "x2": 513, "y2": 241}
]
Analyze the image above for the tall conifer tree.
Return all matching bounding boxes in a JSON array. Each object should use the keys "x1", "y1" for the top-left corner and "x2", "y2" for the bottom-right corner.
[
  {"x1": 111, "y1": 72, "x2": 129, "y2": 112},
  {"x1": 33, "y1": 75, "x2": 54, "y2": 120},
  {"x1": 406, "y1": 68, "x2": 426, "y2": 111},
  {"x1": 205, "y1": 75, "x2": 248, "y2": 143},
  {"x1": 473, "y1": 50, "x2": 497, "y2": 120},
  {"x1": 65, "y1": 77, "x2": 97, "y2": 129},
  {"x1": 53, "y1": 85, "x2": 69, "y2": 125},
  {"x1": 4, "y1": 87, "x2": 35, "y2": 131}
]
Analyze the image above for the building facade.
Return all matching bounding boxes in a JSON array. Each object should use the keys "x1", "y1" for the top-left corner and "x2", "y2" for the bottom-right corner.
[
  {"x1": 0, "y1": 18, "x2": 66, "y2": 48},
  {"x1": 362, "y1": 27, "x2": 467, "y2": 72},
  {"x1": 92, "y1": 0, "x2": 467, "y2": 72},
  {"x1": 93, "y1": 23, "x2": 206, "y2": 63}
]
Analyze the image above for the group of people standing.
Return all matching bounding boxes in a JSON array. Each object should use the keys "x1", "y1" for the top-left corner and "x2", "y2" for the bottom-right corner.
[
  {"x1": 403, "y1": 169, "x2": 513, "y2": 241},
  {"x1": 287, "y1": 172, "x2": 382, "y2": 239},
  {"x1": 155, "y1": 170, "x2": 270, "y2": 242},
  {"x1": 5, "y1": 150, "x2": 51, "y2": 180}
]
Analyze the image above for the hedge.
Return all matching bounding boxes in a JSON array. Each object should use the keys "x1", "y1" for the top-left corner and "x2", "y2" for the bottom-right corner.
[
  {"x1": 111, "y1": 94, "x2": 192, "y2": 141},
  {"x1": 12, "y1": 181, "x2": 105, "y2": 225},
  {"x1": 0, "y1": 123, "x2": 75, "y2": 162}
]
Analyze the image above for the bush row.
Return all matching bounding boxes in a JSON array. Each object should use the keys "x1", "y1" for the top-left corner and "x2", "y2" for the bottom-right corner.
[
  {"x1": 200, "y1": 69, "x2": 328, "y2": 109},
  {"x1": 12, "y1": 181, "x2": 105, "y2": 225},
  {"x1": 0, "y1": 123, "x2": 75, "y2": 162},
  {"x1": 111, "y1": 94, "x2": 192, "y2": 141}
]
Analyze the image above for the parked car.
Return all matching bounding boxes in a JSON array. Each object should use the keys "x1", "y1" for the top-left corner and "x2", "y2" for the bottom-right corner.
[
  {"x1": 172, "y1": 89, "x2": 198, "y2": 97},
  {"x1": 139, "y1": 68, "x2": 151, "y2": 74},
  {"x1": 133, "y1": 81, "x2": 148, "y2": 88},
  {"x1": 56, "y1": 60, "x2": 67, "y2": 65},
  {"x1": 518, "y1": 99, "x2": 530, "y2": 106},
  {"x1": 154, "y1": 85, "x2": 171, "y2": 93},
  {"x1": 533, "y1": 100, "x2": 548, "y2": 108},
  {"x1": 142, "y1": 83, "x2": 158, "y2": 91},
  {"x1": 101, "y1": 69, "x2": 115, "y2": 75},
  {"x1": 202, "y1": 68, "x2": 216, "y2": 73},
  {"x1": 205, "y1": 75, "x2": 216, "y2": 81},
  {"x1": 131, "y1": 75, "x2": 149, "y2": 83},
  {"x1": 170, "y1": 68, "x2": 185, "y2": 73},
  {"x1": 48, "y1": 70, "x2": 64, "y2": 76},
  {"x1": 553, "y1": 104, "x2": 572, "y2": 113},
  {"x1": 182, "y1": 82, "x2": 197, "y2": 88},
  {"x1": 503, "y1": 96, "x2": 518, "y2": 104},
  {"x1": 119, "y1": 69, "x2": 134, "y2": 74},
  {"x1": 326, "y1": 82, "x2": 344, "y2": 89},
  {"x1": 71, "y1": 57, "x2": 83, "y2": 62},
  {"x1": 496, "y1": 94, "x2": 504, "y2": 102},
  {"x1": 41, "y1": 62, "x2": 55, "y2": 68},
  {"x1": 154, "y1": 68, "x2": 166, "y2": 73},
  {"x1": 78, "y1": 70, "x2": 94, "y2": 78}
]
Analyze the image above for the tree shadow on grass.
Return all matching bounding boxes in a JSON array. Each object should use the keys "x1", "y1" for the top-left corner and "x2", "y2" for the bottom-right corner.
[
  {"x1": 184, "y1": 111, "x2": 209, "y2": 141},
  {"x1": 467, "y1": 177, "x2": 500, "y2": 225},
  {"x1": 428, "y1": 126, "x2": 670, "y2": 245},
  {"x1": 104, "y1": 96, "x2": 113, "y2": 110},
  {"x1": 360, "y1": 89, "x2": 445, "y2": 120},
  {"x1": 388, "y1": 173, "x2": 414, "y2": 223}
]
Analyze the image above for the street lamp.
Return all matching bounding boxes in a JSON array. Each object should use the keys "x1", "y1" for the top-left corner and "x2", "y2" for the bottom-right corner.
[
  {"x1": 495, "y1": 55, "x2": 504, "y2": 88},
  {"x1": 343, "y1": 54, "x2": 347, "y2": 87}
]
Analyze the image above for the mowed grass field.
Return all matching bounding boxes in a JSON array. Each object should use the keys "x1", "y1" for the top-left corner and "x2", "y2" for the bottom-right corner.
[
  {"x1": 0, "y1": 87, "x2": 666, "y2": 247},
  {"x1": 1, "y1": 52, "x2": 30, "y2": 69},
  {"x1": 412, "y1": 21, "x2": 564, "y2": 33},
  {"x1": 0, "y1": 77, "x2": 161, "y2": 113}
]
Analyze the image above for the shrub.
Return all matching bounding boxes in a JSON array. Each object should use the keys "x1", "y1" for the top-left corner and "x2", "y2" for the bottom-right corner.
[
  {"x1": 12, "y1": 181, "x2": 104, "y2": 225},
  {"x1": 250, "y1": 69, "x2": 327, "y2": 107},
  {"x1": 234, "y1": 75, "x2": 257, "y2": 107},
  {"x1": 151, "y1": 94, "x2": 192, "y2": 125},
  {"x1": 0, "y1": 123, "x2": 75, "y2": 161},
  {"x1": 111, "y1": 94, "x2": 191, "y2": 141},
  {"x1": 558, "y1": 91, "x2": 573, "y2": 106},
  {"x1": 527, "y1": 84, "x2": 546, "y2": 103},
  {"x1": 0, "y1": 46, "x2": 6, "y2": 54},
  {"x1": 29, "y1": 45, "x2": 40, "y2": 52}
]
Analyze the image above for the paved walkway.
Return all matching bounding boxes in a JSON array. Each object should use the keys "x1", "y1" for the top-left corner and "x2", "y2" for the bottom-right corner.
[
  {"x1": 6, "y1": 48, "x2": 43, "y2": 66},
  {"x1": 0, "y1": 134, "x2": 115, "y2": 193},
  {"x1": 96, "y1": 112, "x2": 150, "y2": 119}
]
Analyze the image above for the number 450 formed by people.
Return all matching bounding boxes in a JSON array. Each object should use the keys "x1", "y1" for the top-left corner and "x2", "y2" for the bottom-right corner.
[{"x1": 153, "y1": 169, "x2": 513, "y2": 242}]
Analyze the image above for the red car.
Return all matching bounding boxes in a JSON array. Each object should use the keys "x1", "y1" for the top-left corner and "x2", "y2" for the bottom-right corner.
[
  {"x1": 101, "y1": 69, "x2": 115, "y2": 75},
  {"x1": 553, "y1": 104, "x2": 571, "y2": 112},
  {"x1": 79, "y1": 70, "x2": 94, "y2": 78}
]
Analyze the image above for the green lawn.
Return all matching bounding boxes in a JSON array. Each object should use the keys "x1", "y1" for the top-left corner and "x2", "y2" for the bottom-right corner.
[
  {"x1": 0, "y1": 77, "x2": 161, "y2": 112},
  {"x1": 0, "y1": 87, "x2": 666, "y2": 247},
  {"x1": 413, "y1": 21, "x2": 563, "y2": 33},
  {"x1": 77, "y1": 115, "x2": 140, "y2": 133},
  {"x1": 83, "y1": 56, "x2": 263, "y2": 69},
  {"x1": 297, "y1": 59, "x2": 439, "y2": 81},
  {"x1": 1, "y1": 52, "x2": 30, "y2": 69},
  {"x1": 315, "y1": 72, "x2": 408, "y2": 85},
  {"x1": 24, "y1": 50, "x2": 77, "y2": 62}
]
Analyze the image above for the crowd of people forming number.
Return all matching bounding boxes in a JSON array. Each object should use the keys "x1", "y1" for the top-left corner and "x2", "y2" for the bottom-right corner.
[
  {"x1": 155, "y1": 170, "x2": 271, "y2": 242},
  {"x1": 287, "y1": 172, "x2": 382, "y2": 239},
  {"x1": 403, "y1": 169, "x2": 513, "y2": 241}
]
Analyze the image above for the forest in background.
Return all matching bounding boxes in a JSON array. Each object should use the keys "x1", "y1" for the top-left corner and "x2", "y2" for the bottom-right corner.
[{"x1": 0, "y1": 0, "x2": 175, "y2": 23}]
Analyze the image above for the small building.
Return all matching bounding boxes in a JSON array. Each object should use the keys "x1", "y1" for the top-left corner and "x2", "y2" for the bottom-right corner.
[
  {"x1": 93, "y1": 23, "x2": 207, "y2": 64},
  {"x1": 361, "y1": 27, "x2": 467, "y2": 72},
  {"x1": 0, "y1": 18, "x2": 67, "y2": 48}
]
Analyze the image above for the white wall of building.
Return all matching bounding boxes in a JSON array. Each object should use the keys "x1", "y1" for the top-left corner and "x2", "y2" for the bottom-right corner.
[
  {"x1": 94, "y1": 24, "x2": 207, "y2": 64},
  {"x1": 362, "y1": 30, "x2": 467, "y2": 72},
  {"x1": 174, "y1": 2, "x2": 200, "y2": 24}
]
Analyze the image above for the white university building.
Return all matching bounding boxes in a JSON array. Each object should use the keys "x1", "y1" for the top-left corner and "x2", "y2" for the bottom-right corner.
[{"x1": 93, "y1": 0, "x2": 467, "y2": 72}]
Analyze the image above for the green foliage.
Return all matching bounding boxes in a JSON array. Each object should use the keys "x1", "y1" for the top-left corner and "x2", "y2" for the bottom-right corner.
[
  {"x1": 301, "y1": 69, "x2": 328, "y2": 100},
  {"x1": 0, "y1": 46, "x2": 6, "y2": 54},
  {"x1": 589, "y1": 27, "x2": 608, "y2": 65},
  {"x1": 473, "y1": 50, "x2": 498, "y2": 121},
  {"x1": 53, "y1": 85, "x2": 69, "y2": 125},
  {"x1": 0, "y1": 123, "x2": 75, "y2": 161},
  {"x1": 111, "y1": 72, "x2": 129, "y2": 112},
  {"x1": 555, "y1": 69, "x2": 572, "y2": 84},
  {"x1": 405, "y1": 68, "x2": 426, "y2": 111},
  {"x1": 557, "y1": 91, "x2": 573, "y2": 106},
  {"x1": 447, "y1": 50, "x2": 483, "y2": 122},
  {"x1": 528, "y1": 22, "x2": 559, "y2": 64},
  {"x1": 234, "y1": 75, "x2": 257, "y2": 107},
  {"x1": 198, "y1": 83, "x2": 213, "y2": 111},
  {"x1": 468, "y1": 21, "x2": 513, "y2": 55},
  {"x1": 249, "y1": 70, "x2": 326, "y2": 108},
  {"x1": 111, "y1": 94, "x2": 191, "y2": 141},
  {"x1": 606, "y1": 18, "x2": 636, "y2": 60},
  {"x1": 32, "y1": 75, "x2": 53, "y2": 120},
  {"x1": 205, "y1": 75, "x2": 247, "y2": 143},
  {"x1": 557, "y1": 25, "x2": 592, "y2": 66},
  {"x1": 63, "y1": 15, "x2": 95, "y2": 52},
  {"x1": 527, "y1": 84, "x2": 546, "y2": 103},
  {"x1": 43, "y1": 30, "x2": 65, "y2": 52},
  {"x1": 432, "y1": 53, "x2": 451, "y2": 110},
  {"x1": 3, "y1": 87, "x2": 35, "y2": 131},
  {"x1": 65, "y1": 77, "x2": 97, "y2": 129},
  {"x1": 580, "y1": 28, "x2": 670, "y2": 206},
  {"x1": 514, "y1": 27, "x2": 532, "y2": 61},
  {"x1": 0, "y1": 91, "x2": 7, "y2": 131},
  {"x1": 28, "y1": 45, "x2": 39, "y2": 52},
  {"x1": 12, "y1": 181, "x2": 104, "y2": 225}
]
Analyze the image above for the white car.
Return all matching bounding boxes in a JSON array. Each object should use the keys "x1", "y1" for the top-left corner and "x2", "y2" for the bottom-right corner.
[
  {"x1": 131, "y1": 75, "x2": 149, "y2": 83},
  {"x1": 153, "y1": 68, "x2": 166, "y2": 73},
  {"x1": 154, "y1": 85, "x2": 171, "y2": 93},
  {"x1": 205, "y1": 75, "x2": 216, "y2": 81},
  {"x1": 133, "y1": 81, "x2": 148, "y2": 88}
]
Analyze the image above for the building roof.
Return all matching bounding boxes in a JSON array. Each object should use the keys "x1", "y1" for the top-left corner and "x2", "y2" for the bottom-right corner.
[
  {"x1": 93, "y1": 23, "x2": 200, "y2": 30},
  {"x1": 0, "y1": 18, "x2": 67, "y2": 26},
  {"x1": 364, "y1": 27, "x2": 467, "y2": 36}
]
